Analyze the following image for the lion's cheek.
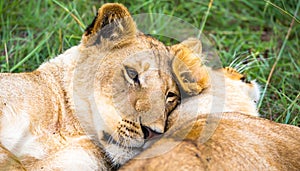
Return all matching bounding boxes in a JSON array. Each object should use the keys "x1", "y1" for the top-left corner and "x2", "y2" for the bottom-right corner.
[{"x1": 93, "y1": 95, "x2": 122, "y2": 134}]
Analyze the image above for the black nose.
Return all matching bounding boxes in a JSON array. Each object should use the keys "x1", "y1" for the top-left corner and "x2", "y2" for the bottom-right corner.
[{"x1": 141, "y1": 126, "x2": 162, "y2": 140}]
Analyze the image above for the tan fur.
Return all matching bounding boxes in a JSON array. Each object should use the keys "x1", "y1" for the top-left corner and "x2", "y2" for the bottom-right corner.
[
  {"x1": 119, "y1": 41, "x2": 300, "y2": 170},
  {"x1": 170, "y1": 45, "x2": 260, "y2": 119},
  {"x1": 165, "y1": 64, "x2": 261, "y2": 148},
  {"x1": 120, "y1": 112, "x2": 300, "y2": 171},
  {"x1": 170, "y1": 38, "x2": 210, "y2": 96},
  {"x1": 0, "y1": 145, "x2": 26, "y2": 171},
  {"x1": 119, "y1": 42, "x2": 299, "y2": 170},
  {"x1": 170, "y1": 38, "x2": 259, "y2": 116},
  {"x1": 0, "y1": 3, "x2": 195, "y2": 170}
]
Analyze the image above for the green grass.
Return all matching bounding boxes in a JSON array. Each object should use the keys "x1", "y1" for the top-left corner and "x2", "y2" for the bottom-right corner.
[{"x1": 1, "y1": 0, "x2": 299, "y2": 126}]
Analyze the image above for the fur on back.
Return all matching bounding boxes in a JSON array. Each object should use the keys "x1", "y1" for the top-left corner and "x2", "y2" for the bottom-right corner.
[{"x1": 120, "y1": 112, "x2": 300, "y2": 171}]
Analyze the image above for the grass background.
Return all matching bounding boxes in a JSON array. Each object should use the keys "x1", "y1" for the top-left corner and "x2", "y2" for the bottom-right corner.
[{"x1": 0, "y1": 0, "x2": 299, "y2": 126}]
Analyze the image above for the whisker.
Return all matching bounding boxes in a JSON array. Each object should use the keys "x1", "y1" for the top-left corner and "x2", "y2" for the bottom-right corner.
[
  {"x1": 229, "y1": 51, "x2": 240, "y2": 67},
  {"x1": 238, "y1": 57, "x2": 275, "y2": 73},
  {"x1": 237, "y1": 59, "x2": 259, "y2": 72},
  {"x1": 239, "y1": 64, "x2": 265, "y2": 73},
  {"x1": 233, "y1": 54, "x2": 254, "y2": 71},
  {"x1": 107, "y1": 130, "x2": 117, "y2": 145},
  {"x1": 229, "y1": 51, "x2": 249, "y2": 67}
]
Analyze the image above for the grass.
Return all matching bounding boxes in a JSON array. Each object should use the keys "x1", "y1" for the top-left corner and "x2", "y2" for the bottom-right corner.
[{"x1": 1, "y1": 0, "x2": 299, "y2": 126}]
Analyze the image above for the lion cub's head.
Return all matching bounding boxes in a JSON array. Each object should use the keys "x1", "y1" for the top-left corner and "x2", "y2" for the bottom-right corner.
[
  {"x1": 72, "y1": 3, "x2": 201, "y2": 165},
  {"x1": 169, "y1": 39, "x2": 260, "y2": 118}
]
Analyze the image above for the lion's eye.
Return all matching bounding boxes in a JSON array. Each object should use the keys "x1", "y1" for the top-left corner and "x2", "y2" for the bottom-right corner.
[
  {"x1": 124, "y1": 66, "x2": 140, "y2": 85},
  {"x1": 166, "y1": 91, "x2": 179, "y2": 103}
]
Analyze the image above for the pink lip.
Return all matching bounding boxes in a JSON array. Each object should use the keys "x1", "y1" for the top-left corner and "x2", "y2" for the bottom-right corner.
[{"x1": 144, "y1": 126, "x2": 162, "y2": 140}]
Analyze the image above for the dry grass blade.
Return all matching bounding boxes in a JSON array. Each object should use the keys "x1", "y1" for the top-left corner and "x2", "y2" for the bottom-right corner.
[
  {"x1": 197, "y1": 0, "x2": 213, "y2": 38},
  {"x1": 264, "y1": 0, "x2": 300, "y2": 24},
  {"x1": 4, "y1": 43, "x2": 9, "y2": 71}
]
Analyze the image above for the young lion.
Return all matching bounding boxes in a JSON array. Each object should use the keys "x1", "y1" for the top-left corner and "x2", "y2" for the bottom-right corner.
[
  {"x1": 0, "y1": 3, "x2": 206, "y2": 170},
  {"x1": 120, "y1": 42, "x2": 300, "y2": 170}
]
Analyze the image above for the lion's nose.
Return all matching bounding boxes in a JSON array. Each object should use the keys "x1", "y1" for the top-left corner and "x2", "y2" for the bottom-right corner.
[{"x1": 135, "y1": 99, "x2": 151, "y2": 112}]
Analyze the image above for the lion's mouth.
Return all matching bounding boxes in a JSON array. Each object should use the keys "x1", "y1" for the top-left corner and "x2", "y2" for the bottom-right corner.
[
  {"x1": 102, "y1": 125, "x2": 162, "y2": 149},
  {"x1": 141, "y1": 125, "x2": 162, "y2": 140}
]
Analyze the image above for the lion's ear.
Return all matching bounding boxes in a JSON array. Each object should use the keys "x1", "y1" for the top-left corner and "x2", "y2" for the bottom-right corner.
[
  {"x1": 82, "y1": 3, "x2": 136, "y2": 46},
  {"x1": 179, "y1": 38, "x2": 202, "y2": 55},
  {"x1": 170, "y1": 38, "x2": 210, "y2": 96}
]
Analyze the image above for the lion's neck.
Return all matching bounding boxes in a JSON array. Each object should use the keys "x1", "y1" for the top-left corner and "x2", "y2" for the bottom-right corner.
[
  {"x1": 38, "y1": 45, "x2": 104, "y2": 140},
  {"x1": 37, "y1": 46, "x2": 94, "y2": 134},
  {"x1": 38, "y1": 45, "x2": 80, "y2": 92}
]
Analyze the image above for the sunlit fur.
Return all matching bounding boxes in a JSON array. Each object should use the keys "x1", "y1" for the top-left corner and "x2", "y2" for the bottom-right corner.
[
  {"x1": 170, "y1": 38, "x2": 210, "y2": 96},
  {"x1": 166, "y1": 66, "x2": 261, "y2": 135},
  {"x1": 170, "y1": 38, "x2": 260, "y2": 119},
  {"x1": 0, "y1": 3, "x2": 188, "y2": 169}
]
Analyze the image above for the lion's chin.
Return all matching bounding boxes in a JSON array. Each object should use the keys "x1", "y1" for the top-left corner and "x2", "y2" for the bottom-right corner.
[
  {"x1": 105, "y1": 143, "x2": 143, "y2": 166},
  {"x1": 99, "y1": 131, "x2": 144, "y2": 165}
]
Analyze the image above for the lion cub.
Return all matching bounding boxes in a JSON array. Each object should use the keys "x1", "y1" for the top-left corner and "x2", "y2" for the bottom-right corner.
[
  {"x1": 0, "y1": 3, "x2": 209, "y2": 170},
  {"x1": 120, "y1": 39, "x2": 300, "y2": 171}
]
